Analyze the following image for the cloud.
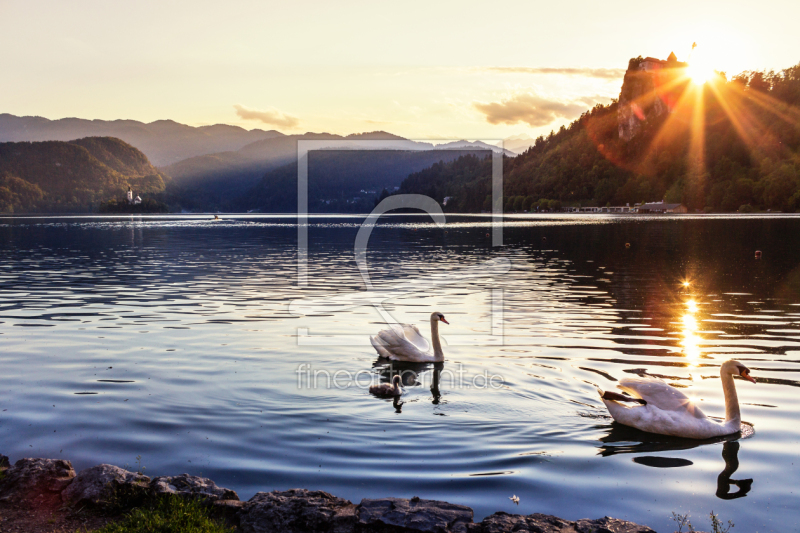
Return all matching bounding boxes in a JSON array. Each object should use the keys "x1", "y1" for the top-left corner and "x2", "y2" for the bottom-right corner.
[
  {"x1": 234, "y1": 104, "x2": 299, "y2": 128},
  {"x1": 473, "y1": 93, "x2": 595, "y2": 127},
  {"x1": 482, "y1": 66, "x2": 626, "y2": 80}
]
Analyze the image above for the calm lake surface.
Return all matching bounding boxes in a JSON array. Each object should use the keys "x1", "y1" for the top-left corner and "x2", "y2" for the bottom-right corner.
[{"x1": 2, "y1": 214, "x2": 800, "y2": 532}]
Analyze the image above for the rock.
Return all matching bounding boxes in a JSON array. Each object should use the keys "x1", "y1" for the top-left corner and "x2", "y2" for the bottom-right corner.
[
  {"x1": 239, "y1": 489, "x2": 356, "y2": 533},
  {"x1": 470, "y1": 512, "x2": 655, "y2": 533},
  {"x1": 150, "y1": 473, "x2": 239, "y2": 502},
  {"x1": 468, "y1": 512, "x2": 571, "y2": 533},
  {"x1": 0, "y1": 454, "x2": 10, "y2": 470},
  {"x1": 210, "y1": 499, "x2": 246, "y2": 527},
  {"x1": 62, "y1": 464, "x2": 150, "y2": 508},
  {"x1": 575, "y1": 516, "x2": 656, "y2": 533},
  {"x1": 0, "y1": 458, "x2": 75, "y2": 505},
  {"x1": 358, "y1": 497, "x2": 473, "y2": 533}
]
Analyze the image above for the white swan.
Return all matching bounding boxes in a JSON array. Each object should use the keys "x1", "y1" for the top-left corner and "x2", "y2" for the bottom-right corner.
[
  {"x1": 599, "y1": 360, "x2": 756, "y2": 439},
  {"x1": 370, "y1": 312, "x2": 449, "y2": 363},
  {"x1": 369, "y1": 375, "x2": 402, "y2": 396}
]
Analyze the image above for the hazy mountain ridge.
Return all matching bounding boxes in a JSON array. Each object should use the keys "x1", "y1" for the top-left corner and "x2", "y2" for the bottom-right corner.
[
  {"x1": 238, "y1": 148, "x2": 491, "y2": 213},
  {"x1": 163, "y1": 131, "x2": 512, "y2": 211},
  {"x1": 0, "y1": 137, "x2": 166, "y2": 212},
  {"x1": 0, "y1": 114, "x2": 282, "y2": 166},
  {"x1": 502, "y1": 134, "x2": 536, "y2": 154}
]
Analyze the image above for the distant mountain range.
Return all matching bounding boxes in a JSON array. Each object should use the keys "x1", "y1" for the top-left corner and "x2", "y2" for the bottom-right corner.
[
  {"x1": 501, "y1": 134, "x2": 536, "y2": 154},
  {"x1": 162, "y1": 131, "x2": 514, "y2": 211},
  {"x1": 0, "y1": 114, "x2": 282, "y2": 166},
  {"x1": 1, "y1": 113, "x2": 524, "y2": 213},
  {"x1": 235, "y1": 147, "x2": 494, "y2": 214}
]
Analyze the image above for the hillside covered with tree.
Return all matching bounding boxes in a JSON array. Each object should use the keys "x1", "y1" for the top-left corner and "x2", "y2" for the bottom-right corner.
[
  {"x1": 0, "y1": 137, "x2": 167, "y2": 213},
  {"x1": 399, "y1": 59, "x2": 800, "y2": 213}
]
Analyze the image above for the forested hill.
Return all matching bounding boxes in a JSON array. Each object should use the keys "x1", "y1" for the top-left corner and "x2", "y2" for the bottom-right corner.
[
  {"x1": 399, "y1": 60, "x2": 800, "y2": 213},
  {"x1": 0, "y1": 137, "x2": 167, "y2": 213}
]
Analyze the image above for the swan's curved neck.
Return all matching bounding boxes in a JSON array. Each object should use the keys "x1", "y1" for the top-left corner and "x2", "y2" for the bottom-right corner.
[
  {"x1": 721, "y1": 370, "x2": 741, "y2": 426},
  {"x1": 430, "y1": 318, "x2": 443, "y2": 359}
]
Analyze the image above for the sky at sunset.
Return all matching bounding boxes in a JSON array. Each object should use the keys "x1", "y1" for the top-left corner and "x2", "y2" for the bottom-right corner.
[{"x1": 2, "y1": 0, "x2": 799, "y2": 141}]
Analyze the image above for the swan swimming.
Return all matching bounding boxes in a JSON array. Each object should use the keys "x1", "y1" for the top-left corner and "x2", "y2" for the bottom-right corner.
[
  {"x1": 370, "y1": 312, "x2": 448, "y2": 363},
  {"x1": 369, "y1": 375, "x2": 402, "y2": 396},
  {"x1": 599, "y1": 359, "x2": 756, "y2": 439}
]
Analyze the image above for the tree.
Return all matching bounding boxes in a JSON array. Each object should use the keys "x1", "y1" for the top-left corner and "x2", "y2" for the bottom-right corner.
[{"x1": 763, "y1": 164, "x2": 799, "y2": 210}]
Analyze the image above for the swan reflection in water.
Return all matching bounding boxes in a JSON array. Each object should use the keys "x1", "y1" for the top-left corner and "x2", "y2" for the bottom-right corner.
[
  {"x1": 371, "y1": 359, "x2": 444, "y2": 406},
  {"x1": 597, "y1": 423, "x2": 753, "y2": 499},
  {"x1": 716, "y1": 441, "x2": 752, "y2": 500}
]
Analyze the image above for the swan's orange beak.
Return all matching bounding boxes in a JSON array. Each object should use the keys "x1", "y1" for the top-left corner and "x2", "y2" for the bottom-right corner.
[
  {"x1": 743, "y1": 373, "x2": 756, "y2": 384},
  {"x1": 440, "y1": 317, "x2": 449, "y2": 324}
]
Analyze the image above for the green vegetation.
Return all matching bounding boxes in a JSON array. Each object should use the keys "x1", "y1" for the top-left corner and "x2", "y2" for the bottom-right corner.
[
  {"x1": 0, "y1": 172, "x2": 45, "y2": 212},
  {"x1": 0, "y1": 137, "x2": 168, "y2": 213},
  {"x1": 398, "y1": 61, "x2": 800, "y2": 213},
  {"x1": 92, "y1": 496, "x2": 233, "y2": 533}
]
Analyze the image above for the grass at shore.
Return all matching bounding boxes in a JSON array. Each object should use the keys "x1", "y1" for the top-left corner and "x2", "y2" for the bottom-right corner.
[{"x1": 91, "y1": 496, "x2": 233, "y2": 533}]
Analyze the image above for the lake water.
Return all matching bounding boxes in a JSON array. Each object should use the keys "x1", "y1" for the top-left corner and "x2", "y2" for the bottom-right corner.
[{"x1": 2, "y1": 214, "x2": 800, "y2": 533}]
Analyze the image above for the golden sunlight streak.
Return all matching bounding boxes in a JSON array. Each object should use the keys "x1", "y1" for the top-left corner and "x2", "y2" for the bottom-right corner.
[{"x1": 681, "y1": 299, "x2": 701, "y2": 365}]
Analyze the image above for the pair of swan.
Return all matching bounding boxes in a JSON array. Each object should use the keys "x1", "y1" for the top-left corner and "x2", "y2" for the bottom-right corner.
[{"x1": 369, "y1": 311, "x2": 757, "y2": 439}]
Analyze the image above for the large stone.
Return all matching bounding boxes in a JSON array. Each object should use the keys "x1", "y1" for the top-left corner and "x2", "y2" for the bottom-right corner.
[
  {"x1": 210, "y1": 499, "x2": 247, "y2": 528},
  {"x1": 470, "y1": 512, "x2": 655, "y2": 533},
  {"x1": 150, "y1": 473, "x2": 239, "y2": 502},
  {"x1": 0, "y1": 458, "x2": 75, "y2": 505},
  {"x1": 575, "y1": 516, "x2": 656, "y2": 533},
  {"x1": 239, "y1": 489, "x2": 356, "y2": 533},
  {"x1": 62, "y1": 464, "x2": 150, "y2": 508},
  {"x1": 358, "y1": 497, "x2": 473, "y2": 533}
]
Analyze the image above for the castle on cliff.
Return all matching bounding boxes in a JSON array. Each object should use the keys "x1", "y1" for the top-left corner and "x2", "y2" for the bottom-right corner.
[{"x1": 618, "y1": 52, "x2": 689, "y2": 141}]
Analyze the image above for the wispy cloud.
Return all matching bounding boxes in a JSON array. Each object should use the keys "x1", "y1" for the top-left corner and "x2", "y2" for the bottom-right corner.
[
  {"x1": 234, "y1": 104, "x2": 299, "y2": 128},
  {"x1": 473, "y1": 93, "x2": 608, "y2": 127},
  {"x1": 481, "y1": 66, "x2": 625, "y2": 80}
]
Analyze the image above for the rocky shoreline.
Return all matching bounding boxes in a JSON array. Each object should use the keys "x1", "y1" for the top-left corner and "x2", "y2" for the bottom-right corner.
[{"x1": 0, "y1": 454, "x2": 658, "y2": 533}]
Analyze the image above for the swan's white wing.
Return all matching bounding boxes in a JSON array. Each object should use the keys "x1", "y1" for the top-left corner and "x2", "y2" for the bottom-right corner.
[
  {"x1": 401, "y1": 324, "x2": 431, "y2": 353},
  {"x1": 617, "y1": 377, "x2": 706, "y2": 419},
  {"x1": 370, "y1": 323, "x2": 431, "y2": 361}
]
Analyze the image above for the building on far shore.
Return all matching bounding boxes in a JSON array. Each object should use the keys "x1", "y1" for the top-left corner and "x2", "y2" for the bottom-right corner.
[
  {"x1": 637, "y1": 201, "x2": 687, "y2": 214},
  {"x1": 563, "y1": 202, "x2": 687, "y2": 214},
  {"x1": 126, "y1": 186, "x2": 142, "y2": 205}
]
